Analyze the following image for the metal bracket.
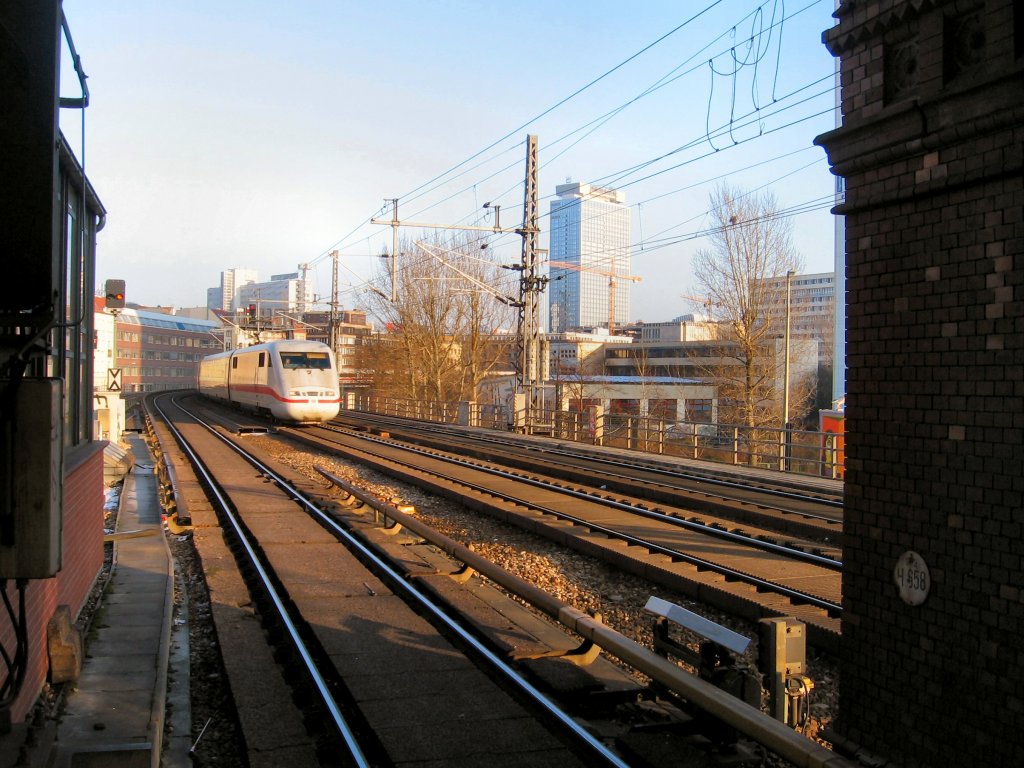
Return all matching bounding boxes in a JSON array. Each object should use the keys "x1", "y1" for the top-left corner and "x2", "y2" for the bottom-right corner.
[{"x1": 512, "y1": 611, "x2": 603, "y2": 666}]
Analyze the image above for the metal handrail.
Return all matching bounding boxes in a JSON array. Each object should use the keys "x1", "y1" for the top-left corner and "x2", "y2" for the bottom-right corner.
[{"x1": 349, "y1": 395, "x2": 844, "y2": 479}]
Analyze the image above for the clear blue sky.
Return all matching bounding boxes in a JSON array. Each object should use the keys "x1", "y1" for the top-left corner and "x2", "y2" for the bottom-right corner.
[{"x1": 60, "y1": 0, "x2": 840, "y2": 324}]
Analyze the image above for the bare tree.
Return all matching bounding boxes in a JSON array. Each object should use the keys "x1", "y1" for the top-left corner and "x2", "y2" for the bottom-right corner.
[
  {"x1": 361, "y1": 232, "x2": 515, "y2": 403},
  {"x1": 692, "y1": 185, "x2": 802, "y2": 431}
]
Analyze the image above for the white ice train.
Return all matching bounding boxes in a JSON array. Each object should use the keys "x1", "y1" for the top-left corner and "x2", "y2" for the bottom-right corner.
[{"x1": 197, "y1": 340, "x2": 341, "y2": 423}]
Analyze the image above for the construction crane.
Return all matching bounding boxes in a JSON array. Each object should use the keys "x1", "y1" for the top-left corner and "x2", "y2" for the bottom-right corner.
[
  {"x1": 680, "y1": 294, "x2": 719, "y2": 317},
  {"x1": 548, "y1": 260, "x2": 641, "y2": 334}
]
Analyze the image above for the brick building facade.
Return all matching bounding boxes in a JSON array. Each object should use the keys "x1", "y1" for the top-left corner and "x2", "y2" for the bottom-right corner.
[
  {"x1": 113, "y1": 308, "x2": 221, "y2": 393},
  {"x1": 816, "y1": 1, "x2": 1022, "y2": 765},
  {"x1": 1, "y1": 1, "x2": 107, "y2": 724}
]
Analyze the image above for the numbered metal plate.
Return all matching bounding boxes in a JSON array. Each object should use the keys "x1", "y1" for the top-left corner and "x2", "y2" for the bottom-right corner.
[{"x1": 894, "y1": 550, "x2": 930, "y2": 606}]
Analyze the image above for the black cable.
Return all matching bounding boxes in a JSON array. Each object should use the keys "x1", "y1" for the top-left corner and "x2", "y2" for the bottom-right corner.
[
  {"x1": 397, "y1": 0, "x2": 827, "y2": 235},
  {"x1": 396, "y1": 0, "x2": 728, "y2": 206},
  {"x1": 0, "y1": 580, "x2": 28, "y2": 707},
  {"x1": 307, "y1": 0, "x2": 739, "y2": 266},
  {"x1": 315, "y1": 4, "x2": 837, "y2": 303}
]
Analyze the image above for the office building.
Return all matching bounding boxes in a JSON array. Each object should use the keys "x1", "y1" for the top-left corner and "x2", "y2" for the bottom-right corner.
[
  {"x1": 238, "y1": 272, "x2": 313, "y2": 319},
  {"x1": 548, "y1": 182, "x2": 631, "y2": 333},
  {"x1": 207, "y1": 267, "x2": 258, "y2": 312},
  {"x1": 759, "y1": 271, "x2": 836, "y2": 362},
  {"x1": 108, "y1": 307, "x2": 222, "y2": 393}
]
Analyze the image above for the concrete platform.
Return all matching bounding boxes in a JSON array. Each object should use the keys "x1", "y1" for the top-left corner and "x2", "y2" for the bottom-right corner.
[{"x1": 50, "y1": 434, "x2": 186, "y2": 768}]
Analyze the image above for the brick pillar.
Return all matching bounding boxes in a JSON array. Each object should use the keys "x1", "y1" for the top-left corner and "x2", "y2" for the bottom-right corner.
[{"x1": 816, "y1": 2, "x2": 1023, "y2": 766}]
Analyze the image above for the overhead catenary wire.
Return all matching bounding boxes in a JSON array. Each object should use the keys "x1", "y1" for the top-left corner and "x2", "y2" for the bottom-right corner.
[
  {"x1": 396, "y1": 53, "x2": 838, "y2": 268},
  {"x1": 400, "y1": 0, "x2": 817, "y2": 231},
  {"x1": 387, "y1": 0, "x2": 829, "y2": 244},
  {"x1": 303, "y1": 1, "x2": 836, "y2": 312},
  {"x1": 330, "y1": 138, "x2": 834, "y2": 310},
  {"x1": 305, "y1": 0, "x2": 775, "y2": 268},
  {"x1": 444, "y1": 85, "x2": 838, "y2": 264}
]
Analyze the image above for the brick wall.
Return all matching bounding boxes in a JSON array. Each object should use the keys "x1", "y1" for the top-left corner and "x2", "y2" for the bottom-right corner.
[
  {"x1": 60, "y1": 447, "x2": 105, "y2": 611},
  {"x1": 0, "y1": 446, "x2": 104, "y2": 723},
  {"x1": 816, "y1": 2, "x2": 1023, "y2": 765}
]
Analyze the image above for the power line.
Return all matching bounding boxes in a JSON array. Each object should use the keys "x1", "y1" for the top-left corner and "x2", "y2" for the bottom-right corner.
[
  {"x1": 306, "y1": 1, "x2": 836, "y2": 305},
  {"x1": 306, "y1": 0, "x2": 741, "y2": 265},
  {"x1": 391, "y1": 0, "x2": 829, "y2": 240},
  {"x1": 394, "y1": 0, "x2": 728, "y2": 206}
]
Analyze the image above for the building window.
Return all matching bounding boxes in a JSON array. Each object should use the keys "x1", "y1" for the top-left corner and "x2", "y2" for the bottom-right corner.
[
  {"x1": 53, "y1": 160, "x2": 98, "y2": 448},
  {"x1": 609, "y1": 399, "x2": 640, "y2": 415},
  {"x1": 648, "y1": 399, "x2": 677, "y2": 420},
  {"x1": 685, "y1": 399, "x2": 713, "y2": 423}
]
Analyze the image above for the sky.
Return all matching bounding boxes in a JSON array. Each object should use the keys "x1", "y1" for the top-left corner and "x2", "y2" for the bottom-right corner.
[{"x1": 60, "y1": 0, "x2": 841, "y2": 325}]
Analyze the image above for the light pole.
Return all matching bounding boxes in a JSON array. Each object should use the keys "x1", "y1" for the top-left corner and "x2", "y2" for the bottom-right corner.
[{"x1": 782, "y1": 270, "x2": 795, "y2": 469}]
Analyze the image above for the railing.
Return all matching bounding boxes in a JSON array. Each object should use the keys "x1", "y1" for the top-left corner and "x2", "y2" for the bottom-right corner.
[
  {"x1": 353, "y1": 395, "x2": 464, "y2": 424},
  {"x1": 349, "y1": 396, "x2": 844, "y2": 479}
]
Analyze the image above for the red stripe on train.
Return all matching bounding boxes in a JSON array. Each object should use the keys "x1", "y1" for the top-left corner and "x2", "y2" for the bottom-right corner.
[{"x1": 230, "y1": 383, "x2": 340, "y2": 404}]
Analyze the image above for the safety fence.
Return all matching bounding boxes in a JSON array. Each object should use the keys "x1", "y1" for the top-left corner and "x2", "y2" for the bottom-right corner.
[{"x1": 351, "y1": 395, "x2": 844, "y2": 479}]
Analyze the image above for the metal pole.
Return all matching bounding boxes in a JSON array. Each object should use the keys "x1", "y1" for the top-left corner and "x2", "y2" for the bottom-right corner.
[
  {"x1": 782, "y1": 270, "x2": 794, "y2": 429},
  {"x1": 390, "y1": 198, "x2": 399, "y2": 302},
  {"x1": 111, "y1": 308, "x2": 120, "y2": 397},
  {"x1": 299, "y1": 262, "x2": 310, "y2": 314},
  {"x1": 782, "y1": 270, "x2": 794, "y2": 471},
  {"x1": 330, "y1": 250, "x2": 339, "y2": 357},
  {"x1": 518, "y1": 134, "x2": 540, "y2": 431}
]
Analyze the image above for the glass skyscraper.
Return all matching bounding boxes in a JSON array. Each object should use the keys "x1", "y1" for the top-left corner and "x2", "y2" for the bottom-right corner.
[{"x1": 547, "y1": 182, "x2": 631, "y2": 333}]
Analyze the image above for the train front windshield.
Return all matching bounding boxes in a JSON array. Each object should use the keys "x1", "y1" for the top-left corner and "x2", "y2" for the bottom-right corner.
[{"x1": 279, "y1": 351, "x2": 332, "y2": 370}]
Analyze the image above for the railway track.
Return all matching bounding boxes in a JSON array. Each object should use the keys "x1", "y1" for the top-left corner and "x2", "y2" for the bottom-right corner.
[
  {"x1": 150, "y1": 393, "x2": 858, "y2": 768},
  {"x1": 335, "y1": 412, "x2": 843, "y2": 544},
  {"x1": 152, "y1": 393, "x2": 631, "y2": 768},
  {"x1": 276, "y1": 418, "x2": 842, "y2": 652}
]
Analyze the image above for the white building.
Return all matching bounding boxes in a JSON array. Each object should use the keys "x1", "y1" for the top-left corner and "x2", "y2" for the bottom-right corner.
[
  {"x1": 760, "y1": 271, "x2": 836, "y2": 363},
  {"x1": 639, "y1": 315, "x2": 718, "y2": 342},
  {"x1": 548, "y1": 182, "x2": 632, "y2": 333},
  {"x1": 208, "y1": 267, "x2": 259, "y2": 312},
  {"x1": 238, "y1": 272, "x2": 314, "y2": 319},
  {"x1": 548, "y1": 329, "x2": 632, "y2": 379}
]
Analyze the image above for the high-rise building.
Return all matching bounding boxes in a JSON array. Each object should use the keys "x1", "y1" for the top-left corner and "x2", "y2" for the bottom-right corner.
[
  {"x1": 759, "y1": 271, "x2": 836, "y2": 363},
  {"x1": 547, "y1": 182, "x2": 631, "y2": 334},
  {"x1": 207, "y1": 267, "x2": 258, "y2": 312},
  {"x1": 238, "y1": 272, "x2": 314, "y2": 319}
]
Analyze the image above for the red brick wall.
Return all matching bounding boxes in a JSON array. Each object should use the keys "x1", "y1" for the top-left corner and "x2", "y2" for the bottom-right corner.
[
  {"x1": 0, "y1": 445, "x2": 104, "y2": 723},
  {"x1": 59, "y1": 447, "x2": 105, "y2": 611},
  {"x1": 817, "y1": 2, "x2": 1023, "y2": 766}
]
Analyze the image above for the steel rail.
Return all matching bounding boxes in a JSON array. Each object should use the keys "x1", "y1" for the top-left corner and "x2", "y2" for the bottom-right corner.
[
  {"x1": 334, "y1": 415, "x2": 842, "y2": 525},
  {"x1": 314, "y1": 467, "x2": 856, "y2": 768},
  {"x1": 300, "y1": 426, "x2": 842, "y2": 614},
  {"x1": 337, "y1": 412, "x2": 844, "y2": 509},
  {"x1": 384, "y1": 449, "x2": 841, "y2": 613},
  {"x1": 153, "y1": 396, "x2": 372, "y2": 768},
  {"x1": 317, "y1": 424, "x2": 843, "y2": 574},
  {"x1": 168, "y1": 398, "x2": 630, "y2": 768}
]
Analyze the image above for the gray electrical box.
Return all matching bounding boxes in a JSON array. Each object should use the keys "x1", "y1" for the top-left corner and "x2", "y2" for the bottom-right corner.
[{"x1": 0, "y1": 378, "x2": 63, "y2": 578}]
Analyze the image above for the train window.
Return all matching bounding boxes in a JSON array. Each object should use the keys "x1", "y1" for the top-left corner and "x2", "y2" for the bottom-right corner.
[
  {"x1": 280, "y1": 352, "x2": 331, "y2": 369},
  {"x1": 258, "y1": 352, "x2": 266, "y2": 367},
  {"x1": 232, "y1": 357, "x2": 238, "y2": 369}
]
